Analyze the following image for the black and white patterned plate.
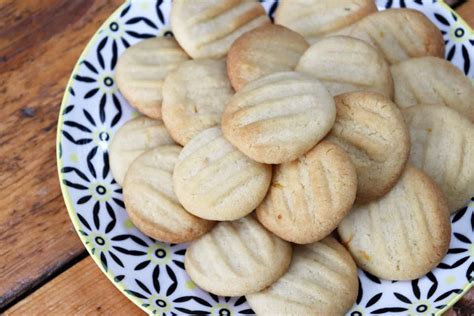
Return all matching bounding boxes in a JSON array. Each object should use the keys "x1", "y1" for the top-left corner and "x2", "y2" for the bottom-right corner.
[{"x1": 57, "y1": 0, "x2": 474, "y2": 314}]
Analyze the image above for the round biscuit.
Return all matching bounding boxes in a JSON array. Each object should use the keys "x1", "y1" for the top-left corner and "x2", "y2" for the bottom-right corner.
[
  {"x1": 274, "y1": 0, "x2": 377, "y2": 43},
  {"x1": 115, "y1": 37, "x2": 190, "y2": 119},
  {"x1": 171, "y1": 0, "x2": 270, "y2": 59},
  {"x1": 109, "y1": 116, "x2": 174, "y2": 185},
  {"x1": 403, "y1": 105, "x2": 474, "y2": 212},
  {"x1": 346, "y1": 8, "x2": 444, "y2": 64},
  {"x1": 173, "y1": 127, "x2": 272, "y2": 221},
  {"x1": 227, "y1": 24, "x2": 309, "y2": 91},
  {"x1": 222, "y1": 71, "x2": 336, "y2": 164},
  {"x1": 246, "y1": 237, "x2": 358, "y2": 316},
  {"x1": 123, "y1": 146, "x2": 214, "y2": 243},
  {"x1": 326, "y1": 92, "x2": 410, "y2": 203},
  {"x1": 338, "y1": 164, "x2": 451, "y2": 280},
  {"x1": 162, "y1": 59, "x2": 234, "y2": 145},
  {"x1": 185, "y1": 215, "x2": 292, "y2": 296},
  {"x1": 256, "y1": 141, "x2": 357, "y2": 244},
  {"x1": 392, "y1": 57, "x2": 474, "y2": 122},
  {"x1": 296, "y1": 36, "x2": 393, "y2": 98}
]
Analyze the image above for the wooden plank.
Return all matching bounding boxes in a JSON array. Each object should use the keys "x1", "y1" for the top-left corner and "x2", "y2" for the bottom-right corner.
[
  {"x1": 457, "y1": 1, "x2": 474, "y2": 27},
  {"x1": 4, "y1": 256, "x2": 143, "y2": 315},
  {"x1": 0, "y1": 0, "x2": 123, "y2": 308}
]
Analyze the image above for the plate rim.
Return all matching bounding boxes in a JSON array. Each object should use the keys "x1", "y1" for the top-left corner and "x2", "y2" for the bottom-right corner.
[
  {"x1": 56, "y1": 2, "x2": 150, "y2": 314},
  {"x1": 55, "y1": 0, "x2": 474, "y2": 314}
]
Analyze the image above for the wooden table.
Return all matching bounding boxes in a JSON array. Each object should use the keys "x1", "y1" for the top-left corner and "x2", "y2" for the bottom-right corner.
[{"x1": 0, "y1": 1, "x2": 473, "y2": 315}]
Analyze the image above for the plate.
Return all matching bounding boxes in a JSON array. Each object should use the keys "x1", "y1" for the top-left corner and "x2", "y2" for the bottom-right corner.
[{"x1": 57, "y1": 0, "x2": 474, "y2": 314}]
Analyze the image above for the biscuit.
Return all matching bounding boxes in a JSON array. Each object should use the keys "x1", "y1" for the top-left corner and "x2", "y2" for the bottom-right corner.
[
  {"x1": 346, "y1": 8, "x2": 444, "y2": 64},
  {"x1": 222, "y1": 72, "x2": 336, "y2": 164},
  {"x1": 296, "y1": 36, "x2": 393, "y2": 98},
  {"x1": 227, "y1": 24, "x2": 309, "y2": 91},
  {"x1": 123, "y1": 146, "x2": 214, "y2": 243},
  {"x1": 109, "y1": 116, "x2": 174, "y2": 185},
  {"x1": 403, "y1": 105, "x2": 474, "y2": 212},
  {"x1": 326, "y1": 92, "x2": 410, "y2": 203},
  {"x1": 338, "y1": 164, "x2": 451, "y2": 280},
  {"x1": 162, "y1": 59, "x2": 234, "y2": 145},
  {"x1": 256, "y1": 141, "x2": 357, "y2": 244},
  {"x1": 173, "y1": 127, "x2": 272, "y2": 221},
  {"x1": 171, "y1": 0, "x2": 270, "y2": 59},
  {"x1": 274, "y1": 0, "x2": 377, "y2": 43},
  {"x1": 246, "y1": 237, "x2": 358, "y2": 315},
  {"x1": 115, "y1": 37, "x2": 190, "y2": 119},
  {"x1": 185, "y1": 215, "x2": 292, "y2": 296},
  {"x1": 391, "y1": 57, "x2": 474, "y2": 122}
]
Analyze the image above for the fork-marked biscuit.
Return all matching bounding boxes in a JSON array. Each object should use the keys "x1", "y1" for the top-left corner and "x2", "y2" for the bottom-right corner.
[
  {"x1": 274, "y1": 0, "x2": 377, "y2": 43},
  {"x1": 246, "y1": 237, "x2": 358, "y2": 315},
  {"x1": 392, "y1": 57, "x2": 474, "y2": 122},
  {"x1": 109, "y1": 116, "x2": 174, "y2": 185},
  {"x1": 403, "y1": 105, "x2": 474, "y2": 212},
  {"x1": 171, "y1": 0, "x2": 270, "y2": 59},
  {"x1": 123, "y1": 146, "x2": 214, "y2": 243},
  {"x1": 227, "y1": 24, "x2": 309, "y2": 91},
  {"x1": 173, "y1": 127, "x2": 272, "y2": 221},
  {"x1": 296, "y1": 36, "x2": 393, "y2": 98},
  {"x1": 346, "y1": 8, "x2": 444, "y2": 64},
  {"x1": 256, "y1": 141, "x2": 357, "y2": 244},
  {"x1": 338, "y1": 164, "x2": 451, "y2": 280},
  {"x1": 185, "y1": 215, "x2": 292, "y2": 296},
  {"x1": 222, "y1": 71, "x2": 336, "y2": 164},
  {"x1": 162, "y1": 59, "x2": 234, "y2": 145},
  {"x1": 326, "y1": 92, "x2": 410, "y2": 203},
  {"x1": 116, "y1": 37, "x2": 190, "y2": 119}
]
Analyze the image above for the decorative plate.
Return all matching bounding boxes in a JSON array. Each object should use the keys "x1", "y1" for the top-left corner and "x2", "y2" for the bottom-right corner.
[{"x1": 57, "y1": 0, "x2": 474, "y2": 315}]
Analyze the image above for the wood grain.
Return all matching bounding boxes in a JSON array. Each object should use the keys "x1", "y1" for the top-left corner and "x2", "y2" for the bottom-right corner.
[
  {"x1": 0, "y1": 0, "x2": 123, "y2": 308},
  {"x1": 457, "y1": 1, "x2": 474, "y2": 28},
  {"x1": 4, "y1": 256, "x2": 143, "y2": 315}
]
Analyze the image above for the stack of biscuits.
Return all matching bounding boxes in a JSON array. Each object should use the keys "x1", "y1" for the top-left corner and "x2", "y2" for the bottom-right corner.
[{"x1": 110, "y1": 1, "x2": 474, "y2": 315}]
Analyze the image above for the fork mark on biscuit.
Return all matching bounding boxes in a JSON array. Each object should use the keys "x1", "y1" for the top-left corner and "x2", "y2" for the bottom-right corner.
[
  {"x1": 208, "y1": 231, "x2": 243, "y2": 277},
  {"x1": 412, "y1": 187, "x2": 435, "y2": 246},
  {"x1": 297, "y1": 255, "x2": 345, "y2": 294},
  {"x1": 234, "y1": 219, "x2": 271, "y2": 264},
  {"x1": 236, "y1": 95, "x2": 316, "y2": 127},
  {"x1": 278, "y1": 273, "x2": 333, "y2": 304},
  {"x1": 219, "y1": 222, "x2": 261, "y2": 270},
  {"x1": 368, "y1": 203, "x2": 391, "y2": 260},
  {"x1": 189, "y1": 0, "x2": 242, "y2": 25},
  {"x1": 204, "y1": 164, "x2": 260, "y2": 207},
  {"x1": 197, "y1": 15, "x2": 267, "y2": 50},
  {"x1": 297, "y1": 159, "x2": 317, "y2": 223}
]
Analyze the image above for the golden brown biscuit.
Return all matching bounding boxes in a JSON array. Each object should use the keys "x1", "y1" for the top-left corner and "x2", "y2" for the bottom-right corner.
[
  {"x1": 222, "y1": 71, "x2": 336, "y2": 164},
  {"x1": 115, "y1": 37, "x2": 190, "y2": 119},
  {"x1": 338, "y1": 164, "x2": 451, "y2": 280},
  {"x1": 109, "y1": 116, "x2": 174, "y2": 185},
  {"x1": 162, "y1": 59, "x2": 234, "y2": 145},
  {"x1": 185, "y1": 215, "x2": 292, "y2": 296},
  {"x1": 296, "y1": 36, "x2": 393, "y2": 98},
  {"x1": 256, "y1": 141, "x2": 357, "y2": 244},
  {"x1": 346, "y1": 8, "x2": 445, "y2": 64},
  {"x1": 171, "y1": 0, "x2": 270, "y2": 59},
  {"x1": 173, "y1": 127, "x2": 272, "y2": 221},
  {"x1": 227, "y1": 24, "x2": 309, "y2": 91},
  {"x1": 123, "y1": 146, "x2": 214, "y2": 243},
  {"x1": 246, "y1": 237, "x2": 358, "y2": 315},
  {"x1": 274, "y1": 0, "x2": 377, "y2": 43},
  {"x1": 326, "y1": 92, "x2": 410, "y2": 203},
  {"x1": 392, "y1": 57, "x2": 474, "y2": 122},
  {"x1": 403, "y1": 105, "x2": 474, "y2": 212}
]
